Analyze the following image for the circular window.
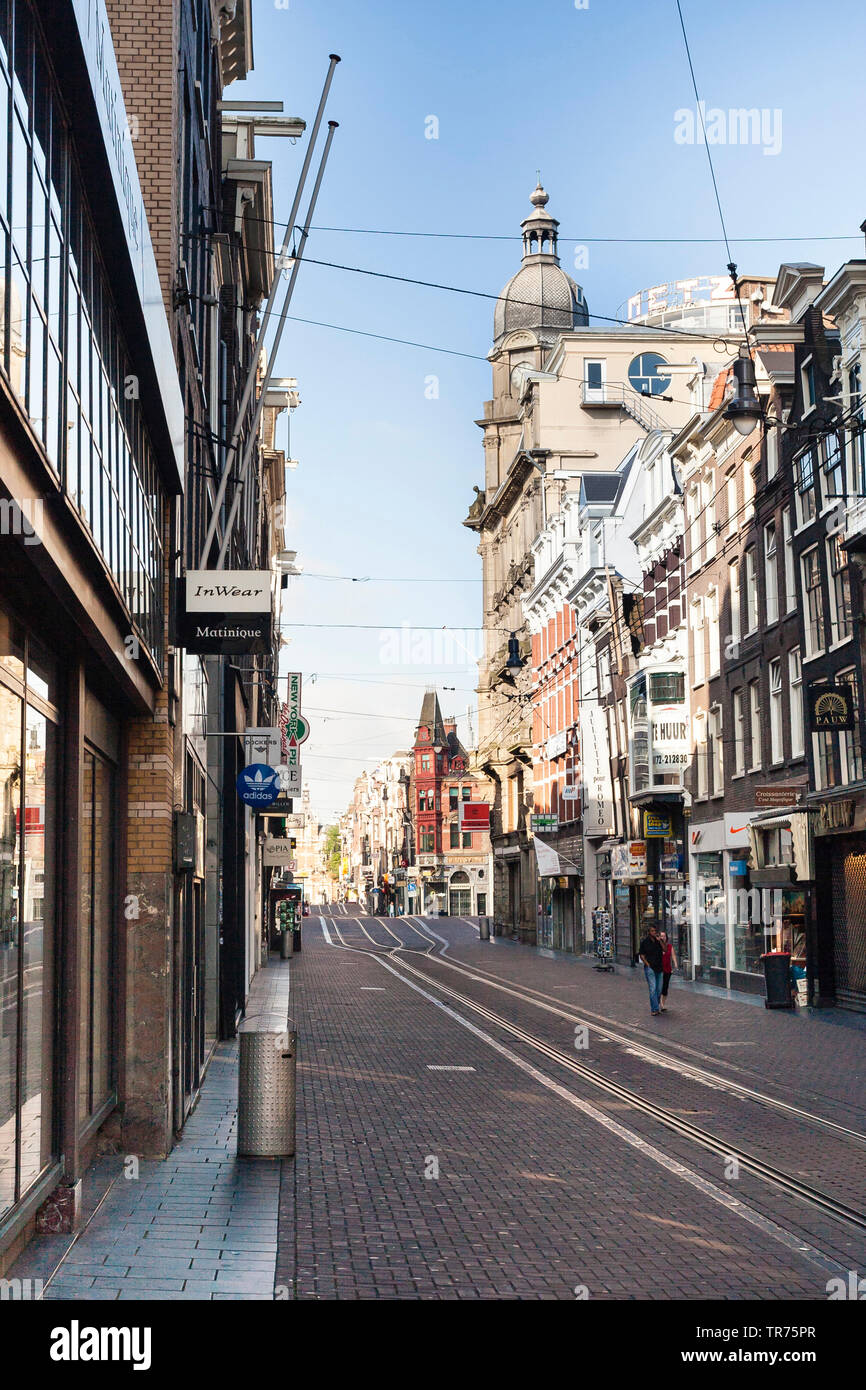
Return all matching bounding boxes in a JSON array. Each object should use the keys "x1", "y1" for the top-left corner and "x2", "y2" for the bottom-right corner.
[{"x1": 628, "y1": 352, "x2": 671, "y2": 396}]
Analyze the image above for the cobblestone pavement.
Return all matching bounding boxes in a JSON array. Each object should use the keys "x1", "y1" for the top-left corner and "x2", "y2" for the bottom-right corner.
[
  {"x1": 8, "y1": 963, "x2": 291, "y2": 1301},
  {"x1": 14, "y1": 911, "x2": 865, "y2": 1301},
  {"x1": 274, "y1": 910, "x2": 866, "y2": 1300}
]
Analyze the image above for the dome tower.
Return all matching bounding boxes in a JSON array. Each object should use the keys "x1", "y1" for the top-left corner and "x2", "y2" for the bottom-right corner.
[{"x1": 493, "y1": 183, "x2": 589, "y2": 345}]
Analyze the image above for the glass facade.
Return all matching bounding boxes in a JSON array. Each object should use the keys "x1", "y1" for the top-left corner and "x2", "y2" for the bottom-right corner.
[
  {"x1": 0, "y1": 609, "x2": 57, "y2": 1218},
  {"x1": 0, "y1": 0, "x2": 165, "y2": 663}
]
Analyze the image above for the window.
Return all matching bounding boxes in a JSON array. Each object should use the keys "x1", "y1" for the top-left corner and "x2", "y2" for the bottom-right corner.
[
  {"x1": 733, "y1": 689, "x2": 745, "y2": 775},
  {"x1": 764, "y1": 523, "x2": 778, "y2": 625},
  {"x1": 449, "y1": 822, "x2": 459, "y2": 848},
  {"x1": 691, "y1": 598, "x2": 705, "y2": 685},
  {"x1": 729, "y1": 560, "x2": 740, "y2": 649},
  {"x1": 707, "y1": 589, "x2": 720, "y2": 676},
  {"x1": 783, "y1": 508, "x2": 796, "y2": 613},
  {"x1": 838, "y1": 668, "x2": 863, "y2": 784},
  {"x1": 827, "y1": 534, "x2": 852, "y2": 643},
  {"x1": 687, "y1": 484, "x2": 700, "y2": 573},
  {"x1": 420, "y1": 755, "x2": 431, "y2": 772},
  {"x1": 628, "y1": 352, "x2": 672, "y2": 396},
  {"x1": 749, "y1": 680, "x2": 761, "y2": 770},
  {"x1": 769, "y1": 659, "x2": 783, "y2": 763},
  {"x1": 744, "y1": 548, "x2": 758, "y2": 633},
  {"x1": 709, "y1": 705, "x2": 723, "y2": 795},
  {"x1": 794, "y1": 446, "x2": 818, "y2": 528},
  {"x1": 649, "y1": 671, "x2": 685, "y2": 702},
  {"x1": 462, "y1": 833, "x2": 472, "y2": 849},
  {"x1": 822, "y1": 432, "x2": 845, "y2": 501},
  {"x1": 766, "y1": 428, "x2": 779, "y2": 482},
  {"x1": 449, "y1": 786, "x2": 458, "y2": 812},
  {"x1": 801, "y1": 355, "x2": 816, "y2": 414},
  {"x1": 584, "y1": 359, "x2": 605, "y2": 401},
  {"x1": 703, "y1": 479, "x2": 716, "y2": 561},
  {"x1": 462, "y1": 785, "x2": 471, "y2": 801},
  {"x1": 726, "y1": 473, "x2": 737, "y2": 536},
  {"x1": 694, "y1": 711, "x2": 707, "y2": 798},
  {"x1": 801, "y1": 547, "x2": 825, "y2": 657},
  {"x1": 420, "y1": 830, "x2": 435, "y2": 852},
  {"x1": 789, "y1": 648, "x2": 804, "y2": 758},
  {"x1": 598, "y1": 648, "x2": 612, "y2": 697}
]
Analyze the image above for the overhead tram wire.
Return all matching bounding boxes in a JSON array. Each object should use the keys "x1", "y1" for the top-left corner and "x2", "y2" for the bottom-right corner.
[{"x1": 195, "y1": 209, "x2": 859, "y2": 246}]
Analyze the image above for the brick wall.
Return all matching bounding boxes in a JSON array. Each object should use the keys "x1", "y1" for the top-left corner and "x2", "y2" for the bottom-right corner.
[{"x1": 104, "y1": 0, "x2": 179, "y2": 303}]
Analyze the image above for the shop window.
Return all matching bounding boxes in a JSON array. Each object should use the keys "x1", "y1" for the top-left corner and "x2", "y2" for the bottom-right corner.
[
  {"x1": 79, "y1": 748, "x2": 116, "y2": 1127},
  {"x1": 838, "y1": 668, "x2": 863, "y2": 784}
]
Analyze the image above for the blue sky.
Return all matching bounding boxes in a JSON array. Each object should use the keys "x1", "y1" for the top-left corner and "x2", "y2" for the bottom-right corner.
[{"x1": 229, "y1": 0, "x2": 866, "y2": 822}]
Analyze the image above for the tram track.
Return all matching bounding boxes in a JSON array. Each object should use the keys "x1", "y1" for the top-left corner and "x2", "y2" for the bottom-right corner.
[{"x1": 321, "y1": 912, "x2": 866, "y2": 1240}]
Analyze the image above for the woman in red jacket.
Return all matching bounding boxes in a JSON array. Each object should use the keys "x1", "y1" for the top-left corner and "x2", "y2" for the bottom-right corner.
[{"x1": 659, "y1": 930, "x2": 677, "y2": 1011}]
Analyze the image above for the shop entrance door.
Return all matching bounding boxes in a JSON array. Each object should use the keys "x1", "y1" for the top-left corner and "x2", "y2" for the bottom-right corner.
[{"x1": 831, "y1": 840, "x2": 866, "y2": 1010}]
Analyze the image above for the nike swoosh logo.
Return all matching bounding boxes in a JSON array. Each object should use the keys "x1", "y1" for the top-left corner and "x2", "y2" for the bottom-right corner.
[{"x1": 730, "y1": 825, "x2": 748, "y2": 834}]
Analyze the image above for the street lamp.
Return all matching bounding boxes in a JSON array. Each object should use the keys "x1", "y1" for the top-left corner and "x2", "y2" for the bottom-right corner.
[{"x1": 723, "y1": 351, "x2": 763, "y2": 437}]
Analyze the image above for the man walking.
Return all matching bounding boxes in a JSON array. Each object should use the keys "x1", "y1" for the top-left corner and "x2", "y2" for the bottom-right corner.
[{"x1": 639, "y1": 923, "x2": 665, "y2": 1016}]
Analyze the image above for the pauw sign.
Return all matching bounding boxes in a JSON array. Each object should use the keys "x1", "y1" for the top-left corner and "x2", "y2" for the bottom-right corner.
[{"x1": 178, "y1": 571, "x2": 273, "y2": 655}]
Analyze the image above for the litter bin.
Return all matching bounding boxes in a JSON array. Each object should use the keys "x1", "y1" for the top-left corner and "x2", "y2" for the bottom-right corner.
[
  {"x1": 237, "y1": 1021, "x2": 297, "y2": 1157},
  {"x1": 761, "y1": 951, "x2": 793, "y2": 1009},
  {"x1": 292, "y1": 922, "x2": 302, "y2": 953},
  {"x1": 479, "y1": 918, "x2": 490, "y2": 941},
  {"x1": 279, "y1": 927, "x2": 292, "y2": 959}
]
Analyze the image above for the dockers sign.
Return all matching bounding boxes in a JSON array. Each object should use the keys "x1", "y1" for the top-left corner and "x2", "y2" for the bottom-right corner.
[{"x1": 178, "y1": 571, "x2": 273, "y2": 655}]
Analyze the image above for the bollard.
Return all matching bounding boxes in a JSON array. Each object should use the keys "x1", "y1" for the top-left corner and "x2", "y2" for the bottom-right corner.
[{"x1": 479, "y1": 917, "x2": 490, "y2": 941}]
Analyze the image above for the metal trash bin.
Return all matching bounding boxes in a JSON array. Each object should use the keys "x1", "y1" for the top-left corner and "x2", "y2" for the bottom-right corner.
[
  {"x1": 279, "y1": 928, "x2": 293, "y2": 959},
  {"x1": 479, "y1": 917, "x2": 490, "y2": 941},
  {"x1": 237, "y1": 1021, "x2": 297, "y2": 1157}
]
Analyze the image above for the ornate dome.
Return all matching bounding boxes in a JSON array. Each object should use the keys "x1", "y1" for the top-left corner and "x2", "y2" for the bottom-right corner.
[{"x1": 493, "y1": 183, "x2": 589, "y2": 344}]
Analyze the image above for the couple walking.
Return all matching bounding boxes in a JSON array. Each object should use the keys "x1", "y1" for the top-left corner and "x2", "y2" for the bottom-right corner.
[{"x1": 638, "y1": 923, "x2": 677, "y2": 1016}]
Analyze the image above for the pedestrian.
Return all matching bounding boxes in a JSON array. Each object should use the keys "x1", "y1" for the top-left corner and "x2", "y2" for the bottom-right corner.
[
  {"x1": 638, "y1": 923, "x2": 665, "y2": 1016},
  {"x1": 659, "y1": 929, "x2": 677, "y2": 1011}
]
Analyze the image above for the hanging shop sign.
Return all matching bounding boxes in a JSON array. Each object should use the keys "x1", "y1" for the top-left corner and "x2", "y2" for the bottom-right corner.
[
  {"x1": 236, "y1": 764, "x2": 281, "y2": 806},
  {"x1": 643, "y1": 811, "x2": 672, "y2": 839},
  {"x1": 180, "y1": 570, "x2": 273, "y2": 655},
  {"x1": 544, "y1": 730, "x2": 568, "y2": 761},
  {"x1": 610, "y1": 840, "x2": 647, "y2": 881},
  {"x1": 755, "y1": 785, "x2": 804, "y2": 808},
  {"x1": 581, "y1": 704, "x2": 615, "y2": 835},
  {"x1": 278, "y1": 764, "x2": 303, "y2": 797},
  {"x1": 459, "y1": 802, "x2": 491, "y2": 833},
  {"x1": 245, "y1": 727, "x2": 283, "y2": 767},
  {"x1": 533, "y1": 836, "x2": 561, "y2": 876},
  {"x1": 808, "y1": 684, "x2": 855, "y2": 732},
  {"x1": 650, "y1": 706, "x2": 689, "y2": 775},
  {"x1": 561, "y1": 785, "x2": 580, "y2": 800},
  {"x1": 262, "y1": 836, "x2": 296, "y2": 865},
  {"x1": 530, "y1": 813, "x2": 558, "y2": 832}
]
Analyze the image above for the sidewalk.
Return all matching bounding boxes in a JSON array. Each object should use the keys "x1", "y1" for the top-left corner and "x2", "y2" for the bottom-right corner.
[{"x1": 9, "y1": 959, "x2": 292, "y2": 1301}]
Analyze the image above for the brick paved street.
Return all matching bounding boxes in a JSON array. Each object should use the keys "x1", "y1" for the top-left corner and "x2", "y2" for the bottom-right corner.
[{"x1": 12, "y1": 911, "x2": 866, "y2": 1302}]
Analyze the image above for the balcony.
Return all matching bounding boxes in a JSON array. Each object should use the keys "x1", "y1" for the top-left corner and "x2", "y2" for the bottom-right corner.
[
  {"x1": 580, "y1": 381, "x2": 664, "y2": 433},
  {"x1": 843, "y1": 493, "x2": 866, "y2": 553}
]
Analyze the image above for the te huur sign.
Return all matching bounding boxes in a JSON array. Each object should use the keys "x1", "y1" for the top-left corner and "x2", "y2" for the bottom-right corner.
[{"x1": 178, "y1": 571, "x2": 273, "y2": 655}]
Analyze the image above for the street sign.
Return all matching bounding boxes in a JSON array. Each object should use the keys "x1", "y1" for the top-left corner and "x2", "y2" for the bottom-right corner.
[
  {"x1": 179, "y1": 570, "x2": 273, "y2": 655},
  {"x1": 244, "y1": 727, "x2": 283, "y2": 767},
  {"x1": 236, "y1": 764, "x2": 281, "y2": 806}
]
